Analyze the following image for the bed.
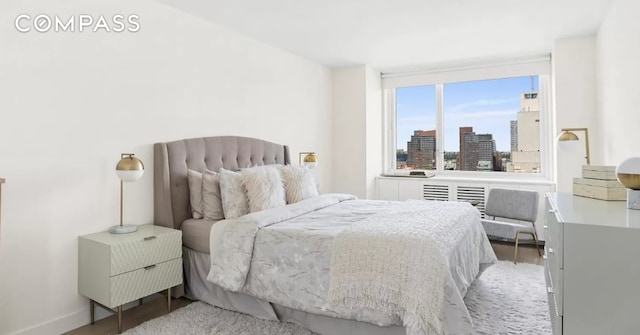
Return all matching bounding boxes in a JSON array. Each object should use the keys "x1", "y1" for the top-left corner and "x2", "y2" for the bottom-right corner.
[{"x1": 154, "y1": 135, "x2": 497, "y2": 335}]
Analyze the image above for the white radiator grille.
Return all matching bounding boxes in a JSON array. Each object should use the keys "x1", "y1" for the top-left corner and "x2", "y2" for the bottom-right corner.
[
  {"x1": 456, "y1": 186, "x2": 486, "y2": 218},
  {"x1": 422, "y1": 184, "x2": 450, "y2": 201}
]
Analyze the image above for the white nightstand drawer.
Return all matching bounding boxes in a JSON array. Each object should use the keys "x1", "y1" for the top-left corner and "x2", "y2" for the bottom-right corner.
[
  {"x1": 110, "y1": 258, "x2": 182, "y2": 307},
  {"x1": 110, "y1": 232, "x2": 181, "y2": 275}
]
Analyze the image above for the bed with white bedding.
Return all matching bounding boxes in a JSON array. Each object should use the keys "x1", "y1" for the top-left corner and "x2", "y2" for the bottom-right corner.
[{"x1": 154, "y1": 136, "x2": 497, "y2": 335}]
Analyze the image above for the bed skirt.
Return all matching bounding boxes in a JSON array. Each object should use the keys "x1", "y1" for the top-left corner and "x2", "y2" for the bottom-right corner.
[{"x1": 182, "y1": 246, "x2": 406, "y2": 335}]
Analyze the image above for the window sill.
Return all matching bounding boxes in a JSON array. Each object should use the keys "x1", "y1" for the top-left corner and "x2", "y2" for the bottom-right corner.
[{"x1": 378, "y1": 173, "x2": 555, "y2": 186}]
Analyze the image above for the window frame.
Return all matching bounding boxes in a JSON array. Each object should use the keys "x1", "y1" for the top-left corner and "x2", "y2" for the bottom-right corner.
[{"x1": 383, "y1": 56, "x2": 553, "y2": 181}]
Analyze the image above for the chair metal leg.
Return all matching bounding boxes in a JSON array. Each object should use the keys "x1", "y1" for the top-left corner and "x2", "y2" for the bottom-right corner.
[
  {"x1": 533, "y1": 232, "x2": 542, "y2": 256},
  {"x1": 514, "y1": 232, "x2": 520, "y2": 264}
]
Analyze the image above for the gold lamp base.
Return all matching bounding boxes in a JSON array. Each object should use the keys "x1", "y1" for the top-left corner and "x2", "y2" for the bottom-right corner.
[{"x1": 109, "y1": 225, "x2": 138, "y2": 234}]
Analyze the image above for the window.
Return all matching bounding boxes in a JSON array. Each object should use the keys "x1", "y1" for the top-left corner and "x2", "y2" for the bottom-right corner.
[{"x1": 384, "y1": 57, "x2": 551, "y2": 177}]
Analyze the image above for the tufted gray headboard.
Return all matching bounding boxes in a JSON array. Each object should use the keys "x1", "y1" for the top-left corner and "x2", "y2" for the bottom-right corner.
[{"x1": 154, "y1": 136, "x2": 290, "y2": 229}]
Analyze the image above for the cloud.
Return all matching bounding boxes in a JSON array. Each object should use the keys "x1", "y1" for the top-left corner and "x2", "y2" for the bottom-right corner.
[
  {"x1": 448, "y1": 98, "x2": 517, "y2": 112},
  {"x1": 447, "y1": 109, "x2": 517, "y2": 121}
]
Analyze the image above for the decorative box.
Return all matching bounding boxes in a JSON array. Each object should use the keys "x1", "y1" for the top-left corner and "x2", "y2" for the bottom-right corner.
[{"x1": 573, "y1": 165, "x2": 626, "y2": 201}]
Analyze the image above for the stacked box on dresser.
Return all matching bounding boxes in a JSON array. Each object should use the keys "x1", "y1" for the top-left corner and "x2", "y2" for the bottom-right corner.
[{"x1": 572, "y1": 165, "x2": 625, "y2": 201}]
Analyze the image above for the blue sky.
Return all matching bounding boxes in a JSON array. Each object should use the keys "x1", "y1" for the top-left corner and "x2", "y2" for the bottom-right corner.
[{"x1": 396, "y1": 76, "x2": 539, "y2": 152}]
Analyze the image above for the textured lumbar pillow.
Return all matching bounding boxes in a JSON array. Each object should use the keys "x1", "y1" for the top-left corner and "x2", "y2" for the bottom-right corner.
[
  {"x1": 219, "y1": 168, "x2": 250, "y2": 219},
  {"x1": 202, "y1": 172, "x2": 224, "y2": 221},
  {"x1": 241, "y1": 165, "x2": 286, "y2": 213},
  {"x1": 279, "y1": 165, "x2": 319, "y2": 204}
]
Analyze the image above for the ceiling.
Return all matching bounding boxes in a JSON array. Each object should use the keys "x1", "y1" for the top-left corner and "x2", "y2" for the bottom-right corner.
[{"x1": 159, "y1": 0, "x2": 614, "y2": 72}]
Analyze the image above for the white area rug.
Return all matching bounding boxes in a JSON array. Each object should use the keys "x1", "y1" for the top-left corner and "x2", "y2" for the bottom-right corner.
[{"x1": 123, "y1": 261, "x2": 550, "y2": 335}]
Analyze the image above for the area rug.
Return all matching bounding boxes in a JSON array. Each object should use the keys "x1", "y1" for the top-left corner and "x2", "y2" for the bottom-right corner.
[{"x1": 123, "y1": 261, "x2": 551, "y2": 335}]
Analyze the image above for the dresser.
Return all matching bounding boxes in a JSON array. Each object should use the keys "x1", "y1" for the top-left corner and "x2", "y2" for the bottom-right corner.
[
  {"x1": 545, "y1": 193, "x2": 640, "y2": 335},
  {"x1": 78, "y1": 224, "x2": 183, "y2": 333}
]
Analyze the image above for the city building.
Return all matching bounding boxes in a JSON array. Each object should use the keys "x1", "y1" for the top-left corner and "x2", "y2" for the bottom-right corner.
[
  {"x1": 458, "y1": 126, "x2": 473, "y2": 171},
  {"x1": 510, "y1": 120, "x2": 518, "y2": 152},
  {"x1": 406, "y1": 130, "x2": 436, "y2": 169},
  {"x1": 460, "y1": 127, "x2": 497, "y2": 171},
  {"x1": 511, "y1": 92, "x2": 541, "y2": 173}
]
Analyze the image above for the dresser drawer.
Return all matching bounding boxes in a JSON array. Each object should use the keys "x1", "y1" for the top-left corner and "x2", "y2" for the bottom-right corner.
[
  {"x1": 545, "y1": 261, "x2": 563, "y2": 335},
  {"x1": 545, "y1": 202, "x2": 563, "y2": 269},
  {"x1": 545, "y1": 245, "x2": 563, "y2": 315},
  {"x1": 110, "y1": 258, "x2": 182, "y2": 307},
  {"x1": 110, "y1": 231, "x2": 181, "y2": 275}
]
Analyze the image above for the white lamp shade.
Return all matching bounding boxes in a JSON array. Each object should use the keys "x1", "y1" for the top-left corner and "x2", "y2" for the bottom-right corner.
[
  {"x1": 303, "y1": 161, "x2": 318, "y2": 169},
  {"x1": 616, "y1": 157, "x2": 640, "y2": 190},
  {"x1": 116, "y1": 169, "x2": 144, "y2": 182}
]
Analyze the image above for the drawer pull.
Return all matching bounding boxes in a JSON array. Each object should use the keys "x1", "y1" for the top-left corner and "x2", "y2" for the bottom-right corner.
[
  {"x1": 143, "y1": 236, "x2": 157, "y2": 241},
  {"x1": 544, "y1": 225, "x2": 548, "y2": 230},
  {"x1": 548, "y1": 209, "x2": 557, "y2": 213},
  {"x1": 547, "y1": 287, "x2": 554, "y2": 294},
  {"x1": 548, "y1": 248, "x2": 555, "y2": 254},
  {"x1": 543, "y1": 254, "x2": 547, "y2": 260},
  {"x1": 144, "y1": 264, "x2": 156, "y2": 270}
]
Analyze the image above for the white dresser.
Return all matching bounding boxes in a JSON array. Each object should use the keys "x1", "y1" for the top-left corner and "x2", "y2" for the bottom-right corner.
[
  {"x1": 545, "y1": 193, "x2": 640, "y2": 335},
  {"x1": 78, "y1": 224, "x2": 183, "y2": 333}
]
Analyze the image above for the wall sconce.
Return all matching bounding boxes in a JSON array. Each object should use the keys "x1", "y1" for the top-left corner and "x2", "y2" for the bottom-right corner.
[
  {"x1": 299, "y1": 152, "x2": 318, "y2": 168},
  {"x1": 111, "y1": 153, "x2": 144, "y2": 234},
  {"x1": 557, "y1": 128, "x2": 590, "y2": 165}
]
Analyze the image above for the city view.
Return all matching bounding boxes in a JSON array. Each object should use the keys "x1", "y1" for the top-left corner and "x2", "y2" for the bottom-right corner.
[{"x1": 396, "y1": 76, "x2": 541, "y2": 173}]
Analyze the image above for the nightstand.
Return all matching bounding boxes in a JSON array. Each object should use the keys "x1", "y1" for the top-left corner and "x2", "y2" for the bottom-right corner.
[{"x1": 78, "y1": 224, "x2": 183, "y2": 333}]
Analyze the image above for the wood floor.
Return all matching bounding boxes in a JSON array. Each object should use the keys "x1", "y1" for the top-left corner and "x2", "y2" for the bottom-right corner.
[{"x1": 66, "y1": 241, "x2": 542, "y2": 335}]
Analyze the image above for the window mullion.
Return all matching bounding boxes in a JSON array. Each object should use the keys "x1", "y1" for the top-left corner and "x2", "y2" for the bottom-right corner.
[{"x1": 435, "y1": 84, "x2": 444, "y2": 172}]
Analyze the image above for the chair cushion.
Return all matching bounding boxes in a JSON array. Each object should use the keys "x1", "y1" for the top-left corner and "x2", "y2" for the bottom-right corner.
[{"x1": 481, "y1": 219, "x2": 535, "y2": 239}]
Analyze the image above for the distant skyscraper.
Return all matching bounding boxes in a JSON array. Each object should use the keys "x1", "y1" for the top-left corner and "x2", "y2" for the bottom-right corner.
[
  {"x1": 511, "y1": 92, "x2": 541, "y2": 173},
  {"x1": 407, "y1": 130, "x2": 436, "y2": 169},
  {"x1": 460, "y1": 127, "x2": 496, "y2": 171},
  {"x1": 459, "y1": 126, "x2": 473, "y2": 171},
  {"x1": 510, "y1": 120, "x2": 518, "y2": 152}
]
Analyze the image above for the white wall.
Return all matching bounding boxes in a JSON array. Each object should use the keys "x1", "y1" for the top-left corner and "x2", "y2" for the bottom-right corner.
[
  {"x1": 365, "y1": 67, "x2": 383, "y2": 200},
  {"x1": 0, "y1": 1, "x2": 332, "y2": 334},
  {"x1": 596, "y1": 0, "x2": 640, "y2": 165},
  {"x1": 332, "y1": 67, "x2": 367, "y2": 197},
  {"x1": 552, "y1": 36, "x2": 599, "y2": 192},
  {"x1": 331, "y1": 65, "x2": 382, "y2": 199}
]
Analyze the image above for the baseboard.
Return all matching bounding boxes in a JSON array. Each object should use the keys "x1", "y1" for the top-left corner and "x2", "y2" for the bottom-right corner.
[
  {"x1": 8, "y1": 308, "x2": 88, "y2": 335},
  {"x1": 9, "y1": 294, "x2": 166, "y2": 335}
]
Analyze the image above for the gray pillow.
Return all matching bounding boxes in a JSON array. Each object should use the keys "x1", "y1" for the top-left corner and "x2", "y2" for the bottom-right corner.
[{"x1": 202, "y1": 172, "x2": 224, "y2": 221}]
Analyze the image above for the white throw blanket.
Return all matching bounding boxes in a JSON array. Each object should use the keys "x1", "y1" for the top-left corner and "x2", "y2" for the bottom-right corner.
[{"x1": 328, "y1": 200, "x2": 480, "y2": 335}]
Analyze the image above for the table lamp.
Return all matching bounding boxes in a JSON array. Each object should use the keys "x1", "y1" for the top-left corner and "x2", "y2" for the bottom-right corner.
[
  {"x1": 110, "y1": 153, "x2": 144, "y2": 234},
  {"x1": 299, "y1": 152, "x2": 318, "y2": 168},
  {"x1": 616, "y1": 157, "x2": 640, "y2": 210},
  {"x1": 557, "y1": 128, "x2": 590, "y2": 165}
]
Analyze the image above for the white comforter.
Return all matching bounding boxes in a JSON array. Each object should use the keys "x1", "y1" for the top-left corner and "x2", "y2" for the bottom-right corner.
[{"x1": 207, "y1": 194, "x2": 497, "y2": 335}]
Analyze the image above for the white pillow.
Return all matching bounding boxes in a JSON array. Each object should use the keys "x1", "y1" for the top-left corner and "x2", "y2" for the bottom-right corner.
[
  {"x1": 280, "y1": 165, "x2": 319, "y2": 204},
  {"x1": 202, "y1": 172, "x2": 224, "y2": 221},
  {"x1": 241, "y1": 165, "x2": 286, "y2": 213},
  {"x1": 187, "y1": 169, "x2": 205, "y2": 219},
  {"x1": 219, "y1": 168, "x2": 250, "y2": 219}
]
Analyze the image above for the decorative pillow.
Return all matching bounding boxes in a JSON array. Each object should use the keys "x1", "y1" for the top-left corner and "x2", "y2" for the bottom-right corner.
[
  {"x1": 202, "y1": 172, "x2": 224, "y2": 221},
  {"x1": 187, "y1": 169, "x2": 205, "y2": 219},
  {"x1": 219, "y1": 168, "x2": 250, "y2": 219},
  {"x1": 241, "y1": 165, "x2": 286, "y2": 213},
  {"x1": 279, "y1": 165, "x2": 319, "y2": 204}
]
